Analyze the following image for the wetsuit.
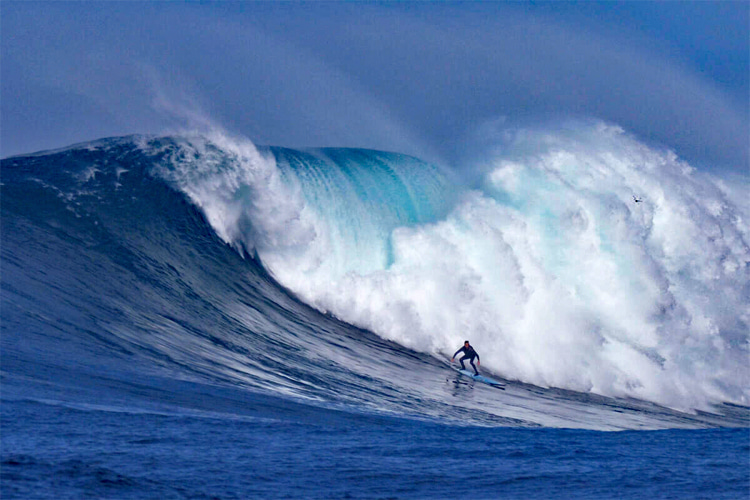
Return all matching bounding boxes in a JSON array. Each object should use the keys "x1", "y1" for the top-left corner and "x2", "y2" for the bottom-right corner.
[{"x1": 453, "y1": 345, "x2": 480, "y2": 375}]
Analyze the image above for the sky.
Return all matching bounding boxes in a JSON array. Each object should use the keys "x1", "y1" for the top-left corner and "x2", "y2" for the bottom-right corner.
[{"x1": 2, "y1": 2, "x2": 748, "y2": 173}]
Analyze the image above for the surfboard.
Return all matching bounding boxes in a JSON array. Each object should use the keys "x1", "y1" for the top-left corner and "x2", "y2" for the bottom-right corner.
[{"x1": 450, "y1": 364, "x2": 506, "y2": 389}]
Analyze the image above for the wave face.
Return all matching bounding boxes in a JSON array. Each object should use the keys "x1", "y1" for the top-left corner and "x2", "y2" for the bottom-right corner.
[{"x1": 2, "y1": 124, "x2": 748, "y2": 429}]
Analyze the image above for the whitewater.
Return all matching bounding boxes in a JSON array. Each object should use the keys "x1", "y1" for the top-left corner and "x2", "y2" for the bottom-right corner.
[{"x1": 2, "y1": 121, "x2": 749, "y2": 499}]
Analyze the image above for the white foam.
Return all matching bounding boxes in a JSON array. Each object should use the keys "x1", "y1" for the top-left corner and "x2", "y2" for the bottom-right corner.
[{"x1": 151, "y1": 130, "x2": 318, "y2": 258}]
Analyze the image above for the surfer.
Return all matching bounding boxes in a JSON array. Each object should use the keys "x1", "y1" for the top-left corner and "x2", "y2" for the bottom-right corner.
[{"x1": 451, "y1": 340, "x2": 480, "y2": 376}]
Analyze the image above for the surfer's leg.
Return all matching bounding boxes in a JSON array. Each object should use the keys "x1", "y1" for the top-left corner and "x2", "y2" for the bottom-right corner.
[
  {"x1": 459, "y1": 355, "x2": 467, "y2": 370},
  {"x1": 470, "y1": 358, "x2": 479, "y2": 375}
]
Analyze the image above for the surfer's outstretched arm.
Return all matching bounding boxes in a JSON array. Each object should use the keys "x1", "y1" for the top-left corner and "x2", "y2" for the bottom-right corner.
[{"x1": 451, "y1": 347, "x2": 464, "y2": 362}]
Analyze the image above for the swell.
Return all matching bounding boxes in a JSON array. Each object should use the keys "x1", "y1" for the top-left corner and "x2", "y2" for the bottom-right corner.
[{"x1": 1, "y1": 134, "x2": 748, "y2": 429}]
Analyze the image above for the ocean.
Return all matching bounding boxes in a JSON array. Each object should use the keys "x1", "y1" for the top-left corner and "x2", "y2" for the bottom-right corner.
[{"x1": 2, "y1": 126, "x2": 749, "y2": 499}]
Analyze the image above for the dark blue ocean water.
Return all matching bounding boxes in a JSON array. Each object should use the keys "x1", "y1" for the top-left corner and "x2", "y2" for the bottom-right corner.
[
  {"x1": 3, "y1": 393, "x2": 748, "y2": 500},
  {"x1": 2, "y1": 137, "x2": 749, "y2": 499},
  {"x1": 3, "y1": 370, "x2": 749, "y2": 500}
]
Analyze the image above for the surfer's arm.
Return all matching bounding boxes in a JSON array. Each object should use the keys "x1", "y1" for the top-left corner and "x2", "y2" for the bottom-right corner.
[{"x1": 451, "y1": 347, "x2": 464, "y2": 360}]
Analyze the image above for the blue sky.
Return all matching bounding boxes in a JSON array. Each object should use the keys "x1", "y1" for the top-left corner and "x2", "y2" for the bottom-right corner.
[{"x1": 2, "y1": 2, "x2": 747, "y2": 172}]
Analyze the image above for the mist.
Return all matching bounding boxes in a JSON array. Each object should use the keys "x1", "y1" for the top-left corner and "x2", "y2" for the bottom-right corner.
[{"x1": 2, "y1": 2, "x2": 747, "y2": 173}]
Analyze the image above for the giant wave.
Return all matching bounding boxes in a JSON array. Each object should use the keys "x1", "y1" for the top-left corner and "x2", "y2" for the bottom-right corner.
[
  {"x1": 2, "y1": 121, "x2": 748, "y2": 429},
  {"x1": 147, "y1": 122, "x2": 749, "y2": 411}
]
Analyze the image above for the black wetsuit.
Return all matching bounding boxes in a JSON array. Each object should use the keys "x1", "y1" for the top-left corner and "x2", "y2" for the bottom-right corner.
[{"x1": 453, "y1": 345, "x2": 480, "y2": 375}]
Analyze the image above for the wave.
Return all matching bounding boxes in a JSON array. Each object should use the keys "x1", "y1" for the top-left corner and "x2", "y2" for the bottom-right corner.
[
  {"x1": 1, "y1": 122, "x2": 748, "y2": 428},
  {"x1": 142, "y1": 123, "x2": 749, "y2": 411}
]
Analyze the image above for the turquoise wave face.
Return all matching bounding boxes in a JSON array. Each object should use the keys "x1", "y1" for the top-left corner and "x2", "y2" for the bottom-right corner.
[{"x1": 269, "y1": 147, "x2": 455, "y2": 272}]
